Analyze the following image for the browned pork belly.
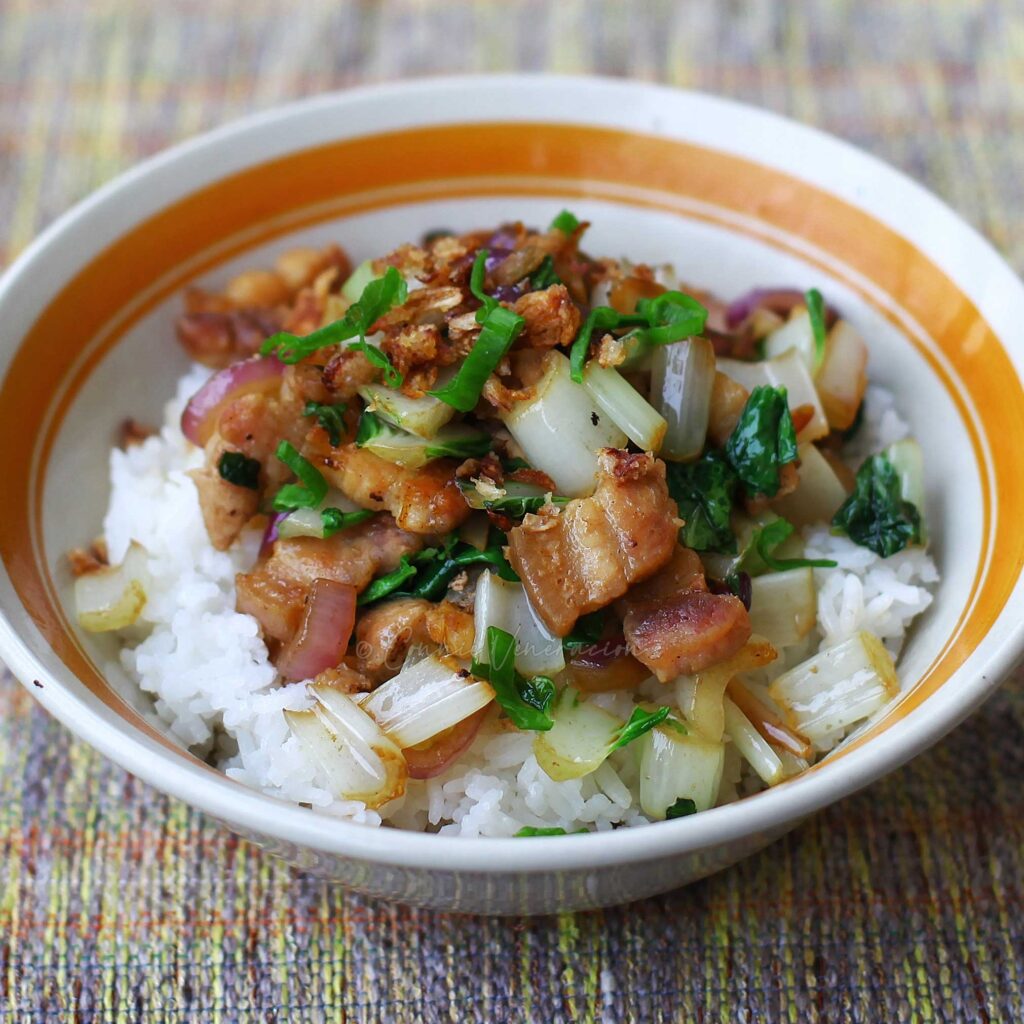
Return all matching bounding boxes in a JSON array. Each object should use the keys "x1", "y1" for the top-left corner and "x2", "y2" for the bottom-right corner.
[
  {"x1": 313, "y1": 444, "x2": 471, "y2": 535},
  {"x1": 355, "y1": 598, "x2": 476, "y2": 681},
  {"x1": 506, "y1": 449, "x2": 680, "y2": 637},
  {"x1": 618, "y1": 547, "x2": 751, "y2": 682},
  {"x1": 236, "y1": 515, "x2": 424, "y2": 643}
]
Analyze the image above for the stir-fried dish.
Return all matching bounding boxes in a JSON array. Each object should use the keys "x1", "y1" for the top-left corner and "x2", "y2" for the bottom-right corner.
[{"x1": 72, "y1": 212, "x2": 933, "y2": 833}]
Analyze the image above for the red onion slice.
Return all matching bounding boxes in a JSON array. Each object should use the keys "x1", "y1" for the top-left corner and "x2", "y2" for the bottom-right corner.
[
  {"x1": 276, "y1": 578, "x2": 357, "y2": 682},
  {"x1": 259, "y1": 510, "x2": 288, "y2": 558},
  {"x1": 180, "y1": 355, "x2": 285, "y2": 447},
  {"x1": 403, "y1": 706, "x2": 490, "y2": 779}
]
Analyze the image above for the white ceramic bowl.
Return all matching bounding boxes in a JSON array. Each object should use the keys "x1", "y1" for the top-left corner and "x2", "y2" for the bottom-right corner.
[{"x1": 2, "y1": 76, "x2": 1024, "y2": 914}]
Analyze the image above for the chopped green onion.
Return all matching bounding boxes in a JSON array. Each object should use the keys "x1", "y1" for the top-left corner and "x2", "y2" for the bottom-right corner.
[
  {"x1": 469, "y1": 248, "x2": 496, "y2": 322},
  {"x1": 806, "y1": 288, "x2": 827, "y2": 368},
  {"x1": 529, "y1": 256, "x2": 560, "y2": 290},
  {"x1": 550, "y1": 209, "x2": 580, "y2": 234},
  {"x1": 321, "y1": 507, "x2": 374, "y2": 536},
  {"x1": 303, "y1": 401, "x2": 347, "y2": 447},
  {"x1": 569, "y1": 306, "x2": 642, "y2": 383},
  {"x1": 568, "y1": 292, "x2": 709, "y2": 384},
  {"x1": 429, "y1": 304, "x2": 525, "y2": 413},
  {"x1": 272, "y1": 441, "x2": 328, "y2": 511},
  {"x1": 260, "y1": 266, "x2": 407, "y2": 371},
  {"x1": 632, "y1": 291, "x2": 709, "y2": 347},
  {"x1": 609, "y1": 706, "x2": 671, "y2": 752},
  {"x1": 217, "y1": 451, "x2": 261, "y2": 490},
  {"x1": 665, "y1": 797, "x2": 698, "y2": 819},
  {"x1": 350, "y1": 340, "x2": 402, "y2": 388}
]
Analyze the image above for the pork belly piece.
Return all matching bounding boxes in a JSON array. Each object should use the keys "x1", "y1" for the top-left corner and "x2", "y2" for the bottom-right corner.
[
  {"x1": 354, "y1": 598, "x2": 476, "y2": 682},
  {"x1": 618, "y1": 547, "x2": 751, "y2": 682},
  {"x1": 506, "y1": 450, "x2": 680, "y2": 637},
  {"x1": 235, "y1": 515, "x2": 424, "y2": 643},
  {"x1": 313, "y1": 443, "x2": 471, "y2": 535},
  {"x1": 355, "y1": 598, "x2": 432, "y2": 681}
]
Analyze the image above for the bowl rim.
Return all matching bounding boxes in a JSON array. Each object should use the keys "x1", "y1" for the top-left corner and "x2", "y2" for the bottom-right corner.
[{"x1": 2, "y1": 73, "x2": 1024, "y2": 874}]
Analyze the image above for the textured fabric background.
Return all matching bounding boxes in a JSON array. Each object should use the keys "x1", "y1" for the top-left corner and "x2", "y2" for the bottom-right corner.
[{"x1": 2, "y1": 1, "x2": 1023, "y2": 1021}]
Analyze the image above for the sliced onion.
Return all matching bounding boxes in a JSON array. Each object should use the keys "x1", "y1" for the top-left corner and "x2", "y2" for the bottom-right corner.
[
  {"x1": 725, "y1": 288, "x2": 805, "y2": 330},
  {"x1": 180, "y1": 356, "x2": 285, "y2": 447},
  {"x1": 533, "y1": 687, "x2": 622, "y2": 781},
  {"x1": 726, "y1": 678, "x2": 812, "y2": 759},
  {"x1": 582, "y1": 362, "x2": 667, "y2": 451},
  {"x1": 498, "y1": 351, "x2": 626, "y2": 498},
  {"x1": 473, "y1": 571, "x2": 564, "y2": 677},
  {"x1": 748, "y1": 568, "x2": 817, "y2": 649},
  {"x1": 286, "y1": 686, "x2": 406, "y2": 807},
  {"x1": 74, "y1": 541, "x2": 150, "y2": 633},
  {"x1": 763, "y1": 307, "x2": 817, "y2": 372},
  {"x1": 717, "y1": 348, "x2": 829, "y2": 443},
  {"x1": 674, "y1": 673, "x2": 730, "y2": 743},
  {"x1": 276, "y1": 490, "x2": 365, "y2": 541},
  {"x1": 776, "y1": 748, "x2": 811, "y2": 779},
  {"x1": 276, "y1": 578, "x2": 357, "y2": 681},
  {"x1": 276, "y1": 507, "x2": 325, "y2": 540},
  {"x1": 768, "y1": 632, "x2": 898, "y2": 751},
  {"x1": 341, "y1": 259, "x2": 376, "y2": 302},
  {"x1": 260, "y1": 511, "x2": 287, "y2": 556},
  {"x1": 457, "y1": 513, "x2": 491, "y2": 551},
  {"x1": 638, "y1": 724, "x2": 725, "y2": 817},
  {"x1": 771, "y1": 442, "x2": 849, "y2": 527},
  {"x1": 674, "y1": 637, "x2": 778, "y2": 741},
  {"x1": 403, "y1": 706, "x2": 491, "y2": 779},
  {"x1": 722, "y1": 695, "x2": 785, "y2": 785},
  {"x1": 359, "y1": 368, "x2": 457, "y2": 439},
  {"x1": 360, "y1": 653, "x2": 494, "y2": 749},
  {"x1": 650, "y1": 337, "x2": 715, "y2": 461},
  {"x1": 816, "y1": 320, "x2": 868, "y2": 430},
  {"x1": 358, "y1": 419, "x2": 489, "y2": 469}
]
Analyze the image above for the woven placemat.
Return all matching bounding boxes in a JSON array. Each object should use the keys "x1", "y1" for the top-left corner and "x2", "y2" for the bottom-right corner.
[{"x1": 2, "y1": 1, "x2": 1023, "y2": 1020}]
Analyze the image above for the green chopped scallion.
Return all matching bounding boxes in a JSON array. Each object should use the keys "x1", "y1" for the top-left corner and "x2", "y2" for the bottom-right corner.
[
  {"x1": 550, "y1": 210, "x2": 581, "y2": 234},
  {"x1": 320, "y1": 507, "x2": 374, "y2": 536},
  {"x1": 429, "y1": 304, "x2": 524, "y2": 412},
  {"x1": 303, "y1": 401, "x2": 347, "y2": 447},
  {"x1": 260, "y1": 266, "x2": 407, "y2": 380},
  {"x1": 271, "y1": 441, "x2": 329, "y2": 512}
]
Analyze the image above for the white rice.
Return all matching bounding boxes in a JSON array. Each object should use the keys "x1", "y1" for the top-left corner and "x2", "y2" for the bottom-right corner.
[{"x1": 100, "y1": 375, "x2": 938, "y2": 835}]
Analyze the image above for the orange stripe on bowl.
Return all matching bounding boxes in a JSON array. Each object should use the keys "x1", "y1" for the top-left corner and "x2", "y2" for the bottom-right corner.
[{"x1": 1, "y1": 122, "x2": 1022, "y2": 766}]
